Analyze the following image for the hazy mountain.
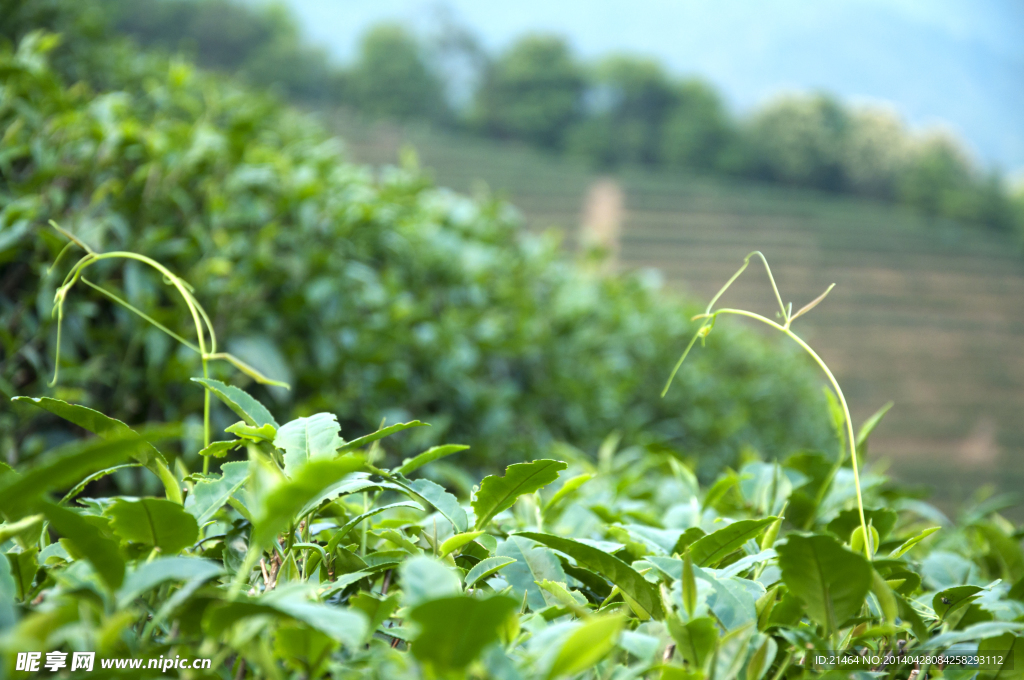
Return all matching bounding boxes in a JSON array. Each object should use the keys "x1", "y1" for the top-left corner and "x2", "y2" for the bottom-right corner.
[{"x1": 277, "y1": 0, "x2": 1024, "y2": 174}]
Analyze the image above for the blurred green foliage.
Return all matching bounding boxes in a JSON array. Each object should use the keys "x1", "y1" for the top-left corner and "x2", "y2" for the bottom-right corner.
[
  {"x1": 0, "y1": 15, "x2": 830, "y2": 475},
  {"x1": 92, "y1": 0, "x2": 1023, "y2": 240}
]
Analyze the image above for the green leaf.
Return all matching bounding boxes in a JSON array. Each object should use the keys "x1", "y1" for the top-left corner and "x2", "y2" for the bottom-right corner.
[
  {"x1": 275, "y1": 413, "x2": 344, "y2": 475},
  {"x1": 59, "y1": 464, "x2": 142, "y2": 505},
  {"x1": 225, "y1": 422, "x2": 276, "y2": 442},
  {"x1": 465, "y1": 556, "x2": 516, "y2": 588},
  {"x1": 253, "y1": 456, "x2": 365, "y2": 548},
  {"x1": 107, "y1": 498, "x2": 199, "y2": 554},
  {"x1": 0, "y1": 436, "x2": 147, "y2": 518},
  {"x1": 205, "y1": 586, "x2": 368, "y2": 649},
  {"x1": 976, "y1": 522, "x2": 1024, "y2": 582},
  {"x1": 11, "y1": 397, "x2": 181, "y2": 504},
  {"x1": 515, "y1": 531, "x2": 665, "y2": 620},
  {"x1": 978, "y1": 633, "x2": 1024, "y2": 679},
  {"x1": 543, "y1": 473, "x2": 593, "y2": 512},
  {"x1": 0, "y1": 515, "x2": 43, "y2": 545},
  {"x1": 933, "y1": 585, "x2": 985, "y2": 620},
  {"x1": 856, "y1": 401, "x2": 893, "y2": 457},
  {"x1": 401, "y1": 476, "x2": 469, "y2": 533},
  {"x1": 473, "y1": 460, "x2": 567, "y2": 529},
  {"x1": 547, "y1": 614, "x2": 625, "y2": 679},
  {"x1": 197, "y1": 440, "x2": 242, "y2": 458},
  {"x1": 117, "y1": 556, "x2": 223, "y2": 608},
  {"x1": 827, "y1": 508, "x2": 897, "y2": 542},
  {"x1": 0, "y1": 554, "x2": 16, "y2": 631},
  {"x1": 871, "y1": 569, "x2": 897, "y2": 624},
  {"x1": 350, "y1": 592, "x2": 400, "y2": 639},
  {"x1": 274, "y1": 625, "x2": 337, "y2": 678},
  {"x1": 184, "y1": 461, "x2": 249, "y2": 525},
  {"x1": 777, "y1": 533, "x2": 872, "y2": 632},
  {"x1": 337, "y1": 421, "x2": 427, "y2": 453},
  {"x1": 6, "y1": 549, "x2": 35, "y2": 601},
  {"x1": 496, "y1": 535, "x2": 568, "y2": 610},
  {"x1": 399, "y1": 556, "x2": 462, "y2": 606},
  {"x1": 395, "y1": 444, "x2": 469, "y2": 476},
  {"x1": 439, "y1": 531, "x2": 486, "y2": 558},
  {"x1": 889, "y1": 527, "x2": 941, "y2": 558},
  {"x1": 333, "y1": 501, "x2": 424, "y2": 542},
  {"x1": 667, "y1": 615, "x2": 718, "y2": 670},
  {"x1": 672, "y1": 527, "x2": 707, "y2": 556},
  {"x1": 192, "y1": 378, "x2": 278, "y2": 428},
  {"x1": 39, "y1": 500, "x2": 124, "y2": 590},
  {"x1": 689, "y1": 517, "x2": 777, "y2": 567},
  {"x1": 409, "y1": 595, "x2": 518, "y2": 673}
]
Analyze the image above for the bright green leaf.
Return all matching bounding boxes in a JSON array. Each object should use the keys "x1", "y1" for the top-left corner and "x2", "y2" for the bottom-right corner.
[
  {"x1": 777, "y1": 533, "x2": 872, "y2": 632},
  {"x1": 395, "y1": 444, "x2": 469, "y2": 476},
  {"x1": 547, "y1": 614, "x2": 625, "y2": 679},
  {"x1": 516, "y1": 531, "x2": 664, "y2": 620},
  {"x1": 192, "y1": 378, "x2": 278, "y2": 428},
  {"x1": 689, "y1": 517, "x2": 776, "y2": 567},
  {"x1": 275, "y1": 413, "x2": 344, "y2": 475},
  {"x1": 465, "y1": 556, "x2": 516, "y2": 588},
  {"x1": 409, "y1": 595, "x2": 518, "y2": 673},
  {"x1": 473, "y1": 460, "x2": 567, "y2": 529}
]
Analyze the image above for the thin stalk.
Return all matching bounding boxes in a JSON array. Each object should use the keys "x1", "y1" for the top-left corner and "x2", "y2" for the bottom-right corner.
[{"x1": 662, "y1": 252, "x2": 869, "y2": 559}]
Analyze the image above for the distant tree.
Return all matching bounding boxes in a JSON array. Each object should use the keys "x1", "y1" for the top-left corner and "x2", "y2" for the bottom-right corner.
[
  {"x1": 744, "y1": 94, "x2": 850, "y2": 191},
  {"x1": 841, "y1": 107, "x2": 910, "y2": 200},
  {"x1": 347, "y1": 23, "x2": 448, "y2": 122},
  {"x1": 588, "y1": 55, "x2": 675, "y2": 165},
  {"x1": 105, "y1": 0, "x2": 336, "y2": 101},
  {"x1": 661, "y1": 79, "x2": 733, "y2": 171},
  {"x1": 897, "y1": 133, "x2": 972, "y2": 217},
  {"x1": 473, "y1": 34, "x2": 584, "y2": 148}
]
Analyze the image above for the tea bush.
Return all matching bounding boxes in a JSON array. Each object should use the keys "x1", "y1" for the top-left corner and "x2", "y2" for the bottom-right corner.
[
  {"x1": 2, "y1": 317, "x2": 1022, "y2": 678},
  {"x1": 0, "y1": 31, "x2": 830, "y2": 473}
]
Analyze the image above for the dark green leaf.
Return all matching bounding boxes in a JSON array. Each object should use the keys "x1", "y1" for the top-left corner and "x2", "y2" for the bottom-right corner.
[
  {"x1": 473, "y1": 460, "x2": 567, "y2": 529},
  {"x1": 117, "y1": 556, "x2": 223, "y2": 608},
  {"x1": 827, "y1": 508, "x2": 898, "y2": 542},
  {"x1": 667, "y1": 615, "x2": 717, "y2": 670},
  {"x1": 39, "y1": 500, "x2": 124, "y2": 590},
  {"x1": 409, "y1": 595, "x2": 518, "y2": 673},
  {"x1": 672, "y1": 527, "x2": 706, "y2": 556},
  {"x1": 777, "y1": 533, "x2": 872, "y2": 631},
  {"x1": 107, "y1": 498, "x2": 199, "y2": 554},
  {"x1": 0, "y1": 437, "x2": 144, "y2": 519},
  {"x1": 515, "y1": 531, "x2": 665, "y2": 620},
  {"x1": 689, "y1": 517, "x2": 776, "y2": 567},
  {"x1": 205, "y1": 586, "x2": 367, "y2": 648},
  {"x1": 253, "y1": 456, "x2": 365, "y2": 548},
  {"x1": 0, "y1": 553, "x2": 16, "y2": 631},
  {"x1": 465, "y1": 556, "x2": 516, "y2": 588},
  {"x1": 12, "y1": 396, "x2": 181, "y2": 504},
  {"x1": 933, "y1": 585, "x2": 984, "y2": 620}
]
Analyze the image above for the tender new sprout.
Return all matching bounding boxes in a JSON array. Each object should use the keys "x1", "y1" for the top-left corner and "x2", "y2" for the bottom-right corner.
[
  {"x1": 46, "y1": 221, "x2": 289, "y2": 474},
  {"x1": 662, "y1": 251, "x2": 871, "y2": 559}
]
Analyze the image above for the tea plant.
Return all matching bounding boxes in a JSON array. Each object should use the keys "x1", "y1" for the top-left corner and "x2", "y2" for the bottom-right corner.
[
  {"x1": 2, "y1": 251, "x2": 1022, "y2": 679},
  {"x1": 0, "y1": 30, "x2": 830, "y2": 472}
]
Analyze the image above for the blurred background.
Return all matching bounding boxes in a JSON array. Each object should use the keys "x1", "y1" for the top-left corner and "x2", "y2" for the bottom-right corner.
[{"x1": 3, "y1": 0, "x2": 1023, "y2": 502}]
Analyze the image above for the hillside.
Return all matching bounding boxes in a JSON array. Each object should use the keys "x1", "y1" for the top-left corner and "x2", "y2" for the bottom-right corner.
[{"x1": 330, "y1": 112, "x2": 1024, "y2": 499}]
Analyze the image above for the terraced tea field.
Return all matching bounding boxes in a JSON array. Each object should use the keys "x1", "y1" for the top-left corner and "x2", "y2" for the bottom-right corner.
[{"x1": 330, "y1": 113, "x2": 1024, "y2": 500}]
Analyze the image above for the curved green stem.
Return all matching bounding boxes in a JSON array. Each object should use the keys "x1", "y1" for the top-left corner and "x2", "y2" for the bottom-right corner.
[
  {"x1": 688, "y1": 308, "x2": 869, "y2": 559},
  {"x1": 662, "y1": 251, "x2": 870, "y2": 559}
]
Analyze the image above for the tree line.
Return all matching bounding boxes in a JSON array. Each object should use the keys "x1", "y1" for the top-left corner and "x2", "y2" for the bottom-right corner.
[{"x1": 106, "y1": 0, "x2": 1024, "y2": 236}]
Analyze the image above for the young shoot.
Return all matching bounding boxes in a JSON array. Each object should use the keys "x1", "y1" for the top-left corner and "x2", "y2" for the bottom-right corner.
[
  {"x1": 662, "y1": 251, "x2": 871, "y2": 559},
  {"x1": 45, "y1": 221, "x2": 289, "y2": 473}
]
